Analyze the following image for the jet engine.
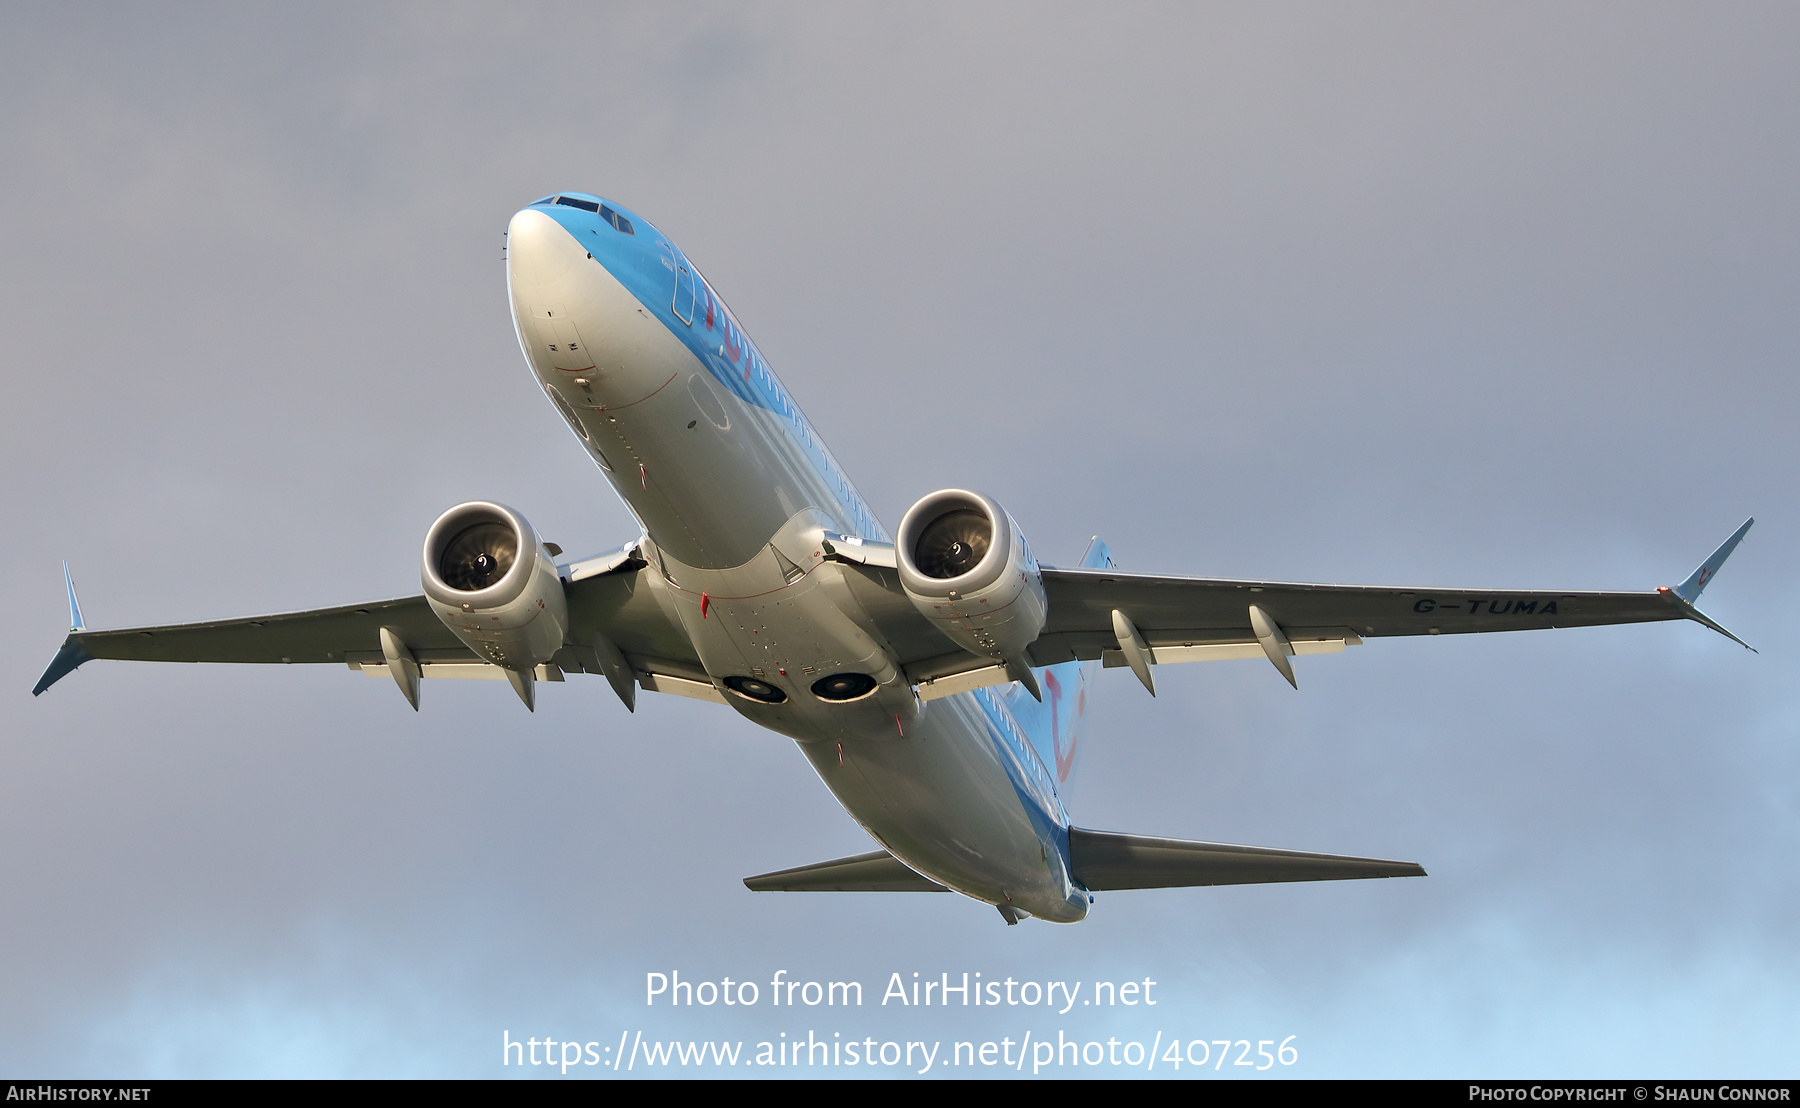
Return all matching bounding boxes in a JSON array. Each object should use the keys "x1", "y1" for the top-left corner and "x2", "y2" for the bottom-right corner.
[
  {"x1": 895, "y1": 489, "x2": 1047, "y2": 664},
  {"x1": 421, "y1": 501, "x2": 569, "y2": 671}
]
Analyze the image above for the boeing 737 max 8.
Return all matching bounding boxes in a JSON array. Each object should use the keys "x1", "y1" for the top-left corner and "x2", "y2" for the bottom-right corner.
[{"x1": 33, "y1": 192, "x2": 1754, "y2": 925}]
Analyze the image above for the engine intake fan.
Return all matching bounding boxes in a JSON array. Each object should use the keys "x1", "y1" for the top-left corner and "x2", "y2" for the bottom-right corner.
[
  {"x1": 421, "y1": 501, "x2": 569, "y2": 678},
  {"x1": 896, "y1": 489, "x2": 1047, "y2": 675}
]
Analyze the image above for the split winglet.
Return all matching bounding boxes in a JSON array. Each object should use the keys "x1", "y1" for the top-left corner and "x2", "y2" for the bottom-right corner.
[
  {"x1": 33, "y1": 563, "x2": 94, "y2": 696},
  {"x1": 1663, "y1": 518, "x2": 1755, "y2": 652}
]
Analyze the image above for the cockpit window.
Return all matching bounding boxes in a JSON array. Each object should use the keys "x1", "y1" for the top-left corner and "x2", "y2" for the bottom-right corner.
[
  {"x1": 542, "y1": 193, "x2": 635, "y2": 234},
  {"x1": 599, "y1": 205, "x2": 636, "y2": 235}
]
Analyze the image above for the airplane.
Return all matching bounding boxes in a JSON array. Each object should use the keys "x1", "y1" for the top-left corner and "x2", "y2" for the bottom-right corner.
[{"x1": 33, "y1": 191, "x2": 1755, "y2": 926}]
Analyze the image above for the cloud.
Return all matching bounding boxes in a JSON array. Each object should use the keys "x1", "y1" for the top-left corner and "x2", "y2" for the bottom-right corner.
[{"x1": 4, "y1": 2, "x2": 1794, "y2": 1078}]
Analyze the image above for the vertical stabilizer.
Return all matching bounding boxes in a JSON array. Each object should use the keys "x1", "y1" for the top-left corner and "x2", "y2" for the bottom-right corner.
[{"x1": 1008, "y1": 538, "x2": 1113, "y2": 797}]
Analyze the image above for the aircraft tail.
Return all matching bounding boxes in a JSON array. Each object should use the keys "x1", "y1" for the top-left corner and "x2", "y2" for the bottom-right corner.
[{"x1": 1007, "y1": 538, "x2": 1113, "y2": 794}]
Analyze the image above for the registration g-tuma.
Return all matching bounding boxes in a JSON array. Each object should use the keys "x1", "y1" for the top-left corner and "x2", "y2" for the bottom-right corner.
[{"x1": 33, "y1": 192, "x2": 1756, "y2": 926}]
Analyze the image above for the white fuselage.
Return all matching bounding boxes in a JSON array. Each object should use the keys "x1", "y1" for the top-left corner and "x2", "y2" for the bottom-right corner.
[{"x1": 506, "y1": 203, "x2": 1087, "y2": 922}]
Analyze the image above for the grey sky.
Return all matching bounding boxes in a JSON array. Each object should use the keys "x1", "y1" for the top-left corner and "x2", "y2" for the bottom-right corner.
[{"x1": 4, "y1": 3, "x2": 1796, "y2": 1077}]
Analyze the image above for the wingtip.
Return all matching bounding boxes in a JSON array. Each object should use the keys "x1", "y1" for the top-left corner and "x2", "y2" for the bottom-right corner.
[
  {"x1": 1660, "y1": 588, "x2": 1755, "y2": 651},
  {"x1": 1673, "y1": 518, "x2": 1754, "y2": 605}
]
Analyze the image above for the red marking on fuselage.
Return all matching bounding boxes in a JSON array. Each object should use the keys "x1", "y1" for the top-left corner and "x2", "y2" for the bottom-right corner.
[
  {"x1": 723, "y1": 314, "x2": 743, "y2": 363},
  {"x1": 1054, "y1": 680, "x2": 1085, "y2": 782}
]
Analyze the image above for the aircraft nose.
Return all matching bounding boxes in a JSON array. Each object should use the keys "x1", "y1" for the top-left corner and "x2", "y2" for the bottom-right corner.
[{"x1": 506, "y1": 207, "x2": 585, "y2": 289}]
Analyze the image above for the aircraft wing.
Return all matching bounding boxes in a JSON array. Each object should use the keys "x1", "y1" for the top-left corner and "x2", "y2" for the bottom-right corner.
[
  {"x1": 33, "y1": 556, "x2": 703, "y2": 701},
  {"x1": 1027, "y1": 519, "x2": 1753, "y2": 685},
  {"x1": 840, "y1": 519, "x2": 1754, "y2": 695},
  {"x1": 1024, "y1": 567, "x2": 1737, "y2": 668}
]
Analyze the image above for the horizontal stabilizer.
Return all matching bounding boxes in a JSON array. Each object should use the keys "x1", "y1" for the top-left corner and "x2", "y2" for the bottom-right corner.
[
  {"x1": 744, "y1": 850, "x2": 948, "y2": 893},
  {"x1": 1069, "y1": 827, "x2": 1425, "y2": 890}
]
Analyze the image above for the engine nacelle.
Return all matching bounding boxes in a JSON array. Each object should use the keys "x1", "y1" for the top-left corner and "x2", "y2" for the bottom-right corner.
[
  {"x1": 896, "y1": 489, "x2": 1047, "y2": 663},
  {"x1": 421, "y1": 501, "x2": 569, "y2": 671}
]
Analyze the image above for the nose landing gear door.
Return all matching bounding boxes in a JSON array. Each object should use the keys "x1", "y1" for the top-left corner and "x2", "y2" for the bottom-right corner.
[{"x1": 528, "y1": 305, "x2": 596, "y2": 373}]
